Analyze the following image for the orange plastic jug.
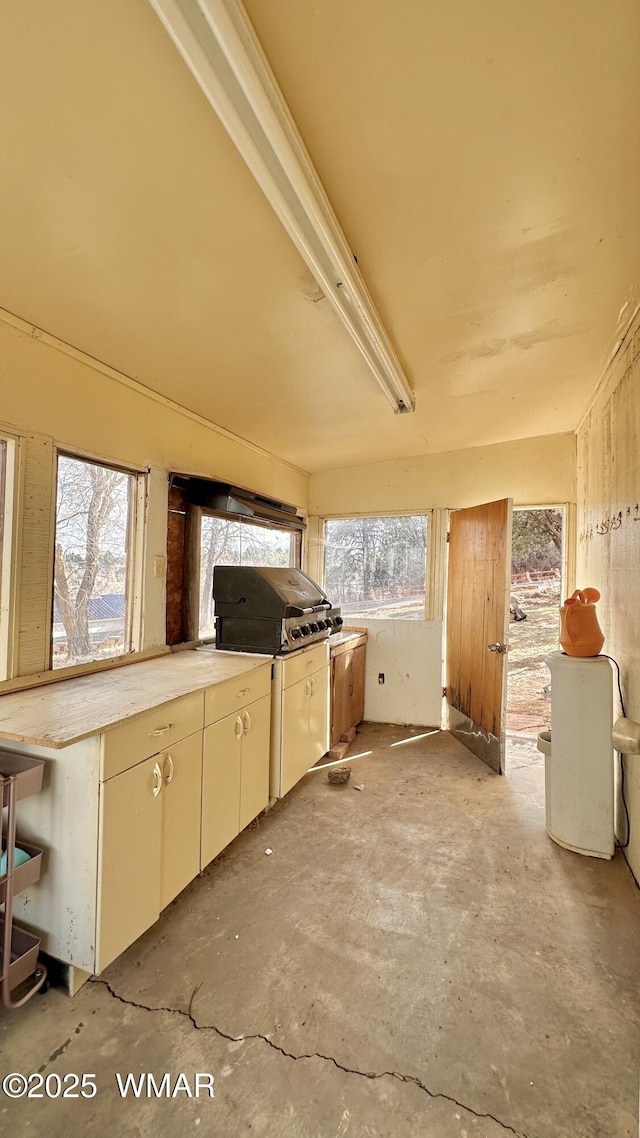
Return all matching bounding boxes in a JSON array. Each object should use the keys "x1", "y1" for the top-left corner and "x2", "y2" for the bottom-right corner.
[{"x1": 559, "y1": 588, "x2": 604, "y2": 657}]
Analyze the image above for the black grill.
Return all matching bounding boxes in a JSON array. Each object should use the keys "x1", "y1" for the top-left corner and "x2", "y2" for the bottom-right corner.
[{"x1": 213, "y1": 566, "x2": 343, "y2": 654}]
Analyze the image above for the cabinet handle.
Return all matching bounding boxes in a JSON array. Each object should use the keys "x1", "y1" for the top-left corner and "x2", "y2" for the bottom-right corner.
[
  {"x1": 234, "y1": 715, "x2": 243, "y2": 741},
  {"x1": 305, "y1": 679, "x2": 311, "y2": 697},
  {"x1": 236, "y1": 687, "x2": 250, "y2": 697},
  {"x1": 164, "y1": 754, "x2": 174, "y2": 784},
  {"x1": 310, "y1": 677, "x2": 315, "y2": 696},
  {"x1": 152, "y1": 761, "x2": 163, "y2": 797},
  {"x1": 150, "y1": 724, "x2": 172, "y2": 737},
  {"x1": 243, "y1": 709, "x2": 251, "y2": 735}
]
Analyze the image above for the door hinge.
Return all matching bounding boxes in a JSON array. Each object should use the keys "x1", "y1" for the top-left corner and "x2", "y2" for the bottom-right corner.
[
  {"x1": 442, "y1": 685, "x2": 447, "y2": 697},
  {"x1": 446, "y1": 531, "x2": 450, "y2": 542}
]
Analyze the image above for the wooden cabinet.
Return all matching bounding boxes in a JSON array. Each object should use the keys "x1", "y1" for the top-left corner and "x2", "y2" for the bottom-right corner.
[
  {"x1": 330, "y1": 634, "x2": 367, "y2": 747},
  {"x1": 273, "y1": 648, "x2": 331, "y2": 798},
  {"x1": 201, "y1": 691, "x2": 271, "y2": 868}
]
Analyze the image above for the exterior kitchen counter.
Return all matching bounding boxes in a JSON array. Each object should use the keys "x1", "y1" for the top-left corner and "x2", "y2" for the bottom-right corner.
[{"x1": 0, "y1": 649, "x2": 268, "y2": 749}]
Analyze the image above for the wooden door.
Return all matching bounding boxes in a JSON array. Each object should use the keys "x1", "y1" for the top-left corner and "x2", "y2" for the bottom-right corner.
[
  {"x1": 201, "y1": 713, "x2": 242, "y2": 867},
  {"x1": 160, "y1": 732, "x2": 203, "y2": 910},
  {"x1": 331, "y1": 645, "x2": 367, "y2": 745},
  {"x1": 331, "y1": 653, "x2": 350, "y2": 746},
  {"x1": 97, "y1": 755, "x2": 162, "y2": 971},
  {"x1": 280, "y1": 676, "x2": 311, "y2": 796},
  {"x1": 239, "y1": 694, "x2": 271, "y2": 830},
  {"x1": 308, "y1": 666, "x2": 330, "y2": 766},
  {"x1": 350, "y1": 645, "x2": 366, "y2": 728},
  {"x1": 446, "y1": 498, "x2": 512, "y2": 773}
]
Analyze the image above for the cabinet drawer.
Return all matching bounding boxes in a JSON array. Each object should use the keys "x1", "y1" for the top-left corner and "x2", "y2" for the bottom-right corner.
[
  {"x1": 204, "y1": 663, "x2": 271, "y2": 726},
  {"x1": 281, "y1": 642, "x2": 329, "y2": 690},
  {"x1": 101, "y1": 691, "x2": 204, "y2": 780}
]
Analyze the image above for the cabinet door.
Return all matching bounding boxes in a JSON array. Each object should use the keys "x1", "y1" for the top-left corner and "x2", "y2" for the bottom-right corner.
[
  {"x1": 280, "y1": 676, "x2": 311, "y2": 797},
  {"x1": 308, "y1": 666, "x2": 330, "y2": 766},
  {"x1": 331, "y1": 653, "x2": 350, "y2": 745},
  {"x1": 97, "y1": 755, "x2": 162, "y2": 972},
  {"x1": 201, "y1": 713, "x2": 242, "y2": 868},
  {"x1": 350, "y1": 645, "x2": 366, "y2": 728},
  {"x1": 239, "y1": 694, "x2": 271, "y2": 831},
  {"x1": 160, "y1": 732, "x2": 203, "y2": 910}
]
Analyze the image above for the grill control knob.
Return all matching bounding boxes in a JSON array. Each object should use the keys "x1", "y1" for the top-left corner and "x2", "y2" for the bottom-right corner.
[
  {"x1": 291, "y1": 627, "x2": 302, "y2": 639},
  {"x1": 309, "y1": 622, "x2": 319, "y2": 632},
  {"x1": 301, "y1": 624, "x2": 311, "y2": 636},
  {"x1": 334, "y1": 616, "x2": 344, "y2": 627}
]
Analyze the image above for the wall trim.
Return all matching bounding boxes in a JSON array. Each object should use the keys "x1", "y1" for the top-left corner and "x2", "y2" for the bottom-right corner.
[
  {"x1": 576, "y1": 303, "x2": 640, "y2": 433},
  {"x1": 0, "y1": 306, "x2": 308, "y2": 480}
]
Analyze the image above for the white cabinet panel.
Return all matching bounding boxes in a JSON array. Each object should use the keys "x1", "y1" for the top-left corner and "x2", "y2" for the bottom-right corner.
[
  {"x1": 308, "y1": 667, "x2": 330, "y2": 766},
  {"x1": 239, "y1": 694, "x2": 271, "y2": 831},
  {"x1": 280, "y1": 676, "x2": 312, "y2": 798},
  {"x1": 272, "y1": 657, "x2": 331, "y2": 798},
  {"x1": 160, "y1": 732, "x2": 203, "y2": 909},
  {"x1": 202, "y1": 692, "x2": 271, "y2": 867},
  {"x1": 97, "y1": 755, "x2": 162, "y2": 971},
  {"x1": 202, "y1": 714, "x2": 243, "y2": 868}
]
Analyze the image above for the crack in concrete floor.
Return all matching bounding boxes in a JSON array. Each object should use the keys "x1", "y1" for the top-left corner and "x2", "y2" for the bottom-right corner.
[{"x1": 92, "y1": 978, "x2": 533, "y2": 1138}]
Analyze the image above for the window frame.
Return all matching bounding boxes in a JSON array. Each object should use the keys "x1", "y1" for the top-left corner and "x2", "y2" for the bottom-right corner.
[
  {"x1": 198, "y1": 507, "x2": 302, "y2": 642},
  {"x1": 0, "y1": 431, "x2": 20, "y2": 680},
  {"x1": 50, "y1": 449, "x2": 147, "y2": 673},
  {"x1": 320, "y1": 509, "x2": 438, "y2": 623}
]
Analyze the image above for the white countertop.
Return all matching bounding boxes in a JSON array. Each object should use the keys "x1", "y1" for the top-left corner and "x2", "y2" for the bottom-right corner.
[{"x1": 0, "y1": 650, "x2": 270, "y2": 749}]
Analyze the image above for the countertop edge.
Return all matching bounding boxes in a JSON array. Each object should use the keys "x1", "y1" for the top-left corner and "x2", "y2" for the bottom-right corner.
[{"x1": 0, "y1": 652, "x2": 272, "y2": 749}]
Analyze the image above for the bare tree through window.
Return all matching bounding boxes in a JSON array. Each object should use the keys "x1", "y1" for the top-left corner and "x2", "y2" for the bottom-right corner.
[
  {"x1": 324, "y1": 515, "x2": 428, "y2": 619},
  {"x1": 199, "y1": 517, "x2": 296, "y2": 638},
  {"x1": 53, "y1": 455, "x2": 135, "y2": 668}
]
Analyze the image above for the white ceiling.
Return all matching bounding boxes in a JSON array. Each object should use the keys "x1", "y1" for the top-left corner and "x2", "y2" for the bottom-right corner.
[{"x1": 1, "y1": 0, "x2": 639, "y2": 472}]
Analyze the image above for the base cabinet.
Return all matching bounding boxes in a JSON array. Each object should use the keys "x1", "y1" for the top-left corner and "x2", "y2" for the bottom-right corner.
[
  {"x1": 97, "y1": 754, "x2": 162, "y2": 972},
  {"x1": 201, "y1": 693, "x2": 270, "y2": 868},
  {"x1": 97, "y1": 731, "x2": 203, "y2": 971},
  {"x1": 159, "y1": 732, "x2": 203, "y2": 910},
  {"x1": 330, "y1": 637, "x2": 367, "y2": 747},
  {"x1": 273, "y1": 645, "x2": 331, "y2": 798}
]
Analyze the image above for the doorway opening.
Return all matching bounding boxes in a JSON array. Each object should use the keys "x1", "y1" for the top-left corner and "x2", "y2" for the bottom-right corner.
[{"x1": 506, "y1": 507, "x2": 564, "y2": 770}]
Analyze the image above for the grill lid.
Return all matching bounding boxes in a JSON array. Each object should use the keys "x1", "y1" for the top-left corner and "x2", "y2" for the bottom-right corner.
[{"x1": 213, "y1": 566, "x2": 330, "y2": 618}]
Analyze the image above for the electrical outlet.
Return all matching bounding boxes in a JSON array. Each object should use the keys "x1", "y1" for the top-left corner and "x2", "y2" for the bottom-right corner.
[{"x1": 378, "y1": 673, "x2": 385, "y2": 684}]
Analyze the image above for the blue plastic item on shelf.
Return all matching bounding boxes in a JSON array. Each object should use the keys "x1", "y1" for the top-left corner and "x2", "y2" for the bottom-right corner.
[{"x1": 0, "y1": 846, "x2": 31, "y2": 876}]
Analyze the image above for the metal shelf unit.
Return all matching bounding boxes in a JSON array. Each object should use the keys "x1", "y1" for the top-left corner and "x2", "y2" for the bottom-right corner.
[{"x1": 1, "y1": 751, "x2": 47, "y2": 1007}]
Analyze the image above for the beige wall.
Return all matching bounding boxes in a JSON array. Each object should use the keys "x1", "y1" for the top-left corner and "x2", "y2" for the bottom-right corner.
[
  {"x1": 0, "y1": 312, "x2": 308, "y2": 678},
  {"x1": 0, "y1": 312, "x2": 308, "y2": 508},
  {"x1": 577, "y1": 310, "x2": 640, "y2": 884},
  {"x1": 309, "y1": 433, "x2": 576, "y2": 517}
]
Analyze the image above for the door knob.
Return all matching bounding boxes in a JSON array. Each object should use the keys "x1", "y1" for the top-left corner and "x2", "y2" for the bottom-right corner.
[{"x1": 487, "y1": 642, "x2": 506, "y2": 653}]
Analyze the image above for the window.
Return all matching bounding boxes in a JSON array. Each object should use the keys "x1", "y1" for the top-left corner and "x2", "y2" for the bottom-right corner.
[
  {"x1": 199, "y1": 516, "x2": 298, "y2": 638},
  {"x1": 324, "y1": 515, "x2": 428, "y2": 619},
  {"x1": 53, "y1": 454, "x2": 138, "y2": 669}
]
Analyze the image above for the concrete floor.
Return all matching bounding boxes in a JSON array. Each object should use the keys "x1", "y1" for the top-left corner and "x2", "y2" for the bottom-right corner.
[{"x1": 2, "y1": 724, "x2": 640, "y2": 1138}]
